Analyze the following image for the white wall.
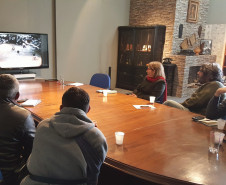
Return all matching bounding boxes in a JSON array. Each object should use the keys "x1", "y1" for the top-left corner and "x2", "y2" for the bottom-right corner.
[
  {"x1": 0, "y1": 0, "x2": 55, "y2": 79},
  {"x1": 56, "y1": 0, "x2": 130, "y2": 88},
  {"x1": 207, "y1": 0, "x2": 226, "y2": 24}
]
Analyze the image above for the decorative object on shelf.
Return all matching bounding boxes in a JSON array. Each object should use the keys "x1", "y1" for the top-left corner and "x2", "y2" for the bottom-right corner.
[
  {"x1": 179, "y1": 24, "x2": 183, "y2": 38},
  {"x1": 180, "y1": 38, "x2": 189, "y2": 50},
  {"x1": 198, "y1": 25, "x2": 202, "y2": 38},
  {"x1": 187, "y1": 0, "x2": 199, "y2": 23},
  {"x1": 178, "y1": 50, "x2": 195, "y2": 56},
  {"x1": 163, "y1": 58, "x2": 173, "y2": 64},
  {"x1": 194, "y1": 46, "x2": 201, "y2": 55},
  {"x1": 189, "y1": 33, "x2": 196, "y2": 46},
  {"x1": 200, "y1": 39, "x2": 212, "y2": 55}
]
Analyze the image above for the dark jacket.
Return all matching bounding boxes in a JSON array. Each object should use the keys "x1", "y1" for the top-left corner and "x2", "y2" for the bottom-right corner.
[
  {"x1": 0, "y1": 101, "x2": 35, "y2": 184},
  {"x1": 133, "y1": 78, "x2": 166, "y2": 103},
  {"x1": 206, "y1": 96, "x2": 226, "y2": 120},
  {"x1": 181, "y1": 81, "x2": 225, "y2": 115}
]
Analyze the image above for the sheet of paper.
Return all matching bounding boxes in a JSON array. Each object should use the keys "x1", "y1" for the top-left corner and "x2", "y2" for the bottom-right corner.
[
  {"x1": 66, "y1": 82, "x2": 84, "y2": 86},
  {"x1": 133, "y1": 105, "x2": 156, "y2": 109},
  {"x1": 21, "y1": 99, "x2": 41, "y2": 107}
]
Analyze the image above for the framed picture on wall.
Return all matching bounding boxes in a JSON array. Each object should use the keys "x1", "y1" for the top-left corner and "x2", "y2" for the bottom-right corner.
[
  {"x1": 187, "y1": 0, "x2": 199, "y2": 23},
  {"x1": 200, "y1": 39, "x2": 212, "y2": 55}
]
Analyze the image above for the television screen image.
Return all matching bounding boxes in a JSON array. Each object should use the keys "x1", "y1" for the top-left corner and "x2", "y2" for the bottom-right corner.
[{"x1": 0, "y1": 32, "x2": 49, "y2": 69}]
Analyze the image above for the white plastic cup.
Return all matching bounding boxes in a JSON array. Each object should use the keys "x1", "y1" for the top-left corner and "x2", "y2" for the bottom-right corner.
[
  {"x1": 115, "y1": 132, "x2": 125, "y2": 145},
  {"x1": 209, "y1": 131, "x2": 225, "y2": 154},
  {"x1": 149, "y1": 96, "x2": 156, "y2": 105},
  {"x1": 217, "y1": 119, "x2": 225, "y2": 130},
  {"x1": 103, "y1": 90, "x2": 108, "y2": 97},
  {"x1": 214, "y1": 131, "x2": 225, "y2": 145}
]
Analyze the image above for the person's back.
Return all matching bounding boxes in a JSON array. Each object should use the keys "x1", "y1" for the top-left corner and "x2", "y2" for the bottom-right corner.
[
  {"x1": 21, "y1": 87, "x2": 107, "y2": 185},
  {"x1": 0, "y1": 74, "x2": 35, "y2": 185}
]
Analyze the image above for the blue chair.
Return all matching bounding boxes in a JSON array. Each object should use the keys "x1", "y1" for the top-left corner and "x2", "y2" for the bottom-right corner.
[{"x1": 90, "y1": 73, "x2": 111, "y2": 89}]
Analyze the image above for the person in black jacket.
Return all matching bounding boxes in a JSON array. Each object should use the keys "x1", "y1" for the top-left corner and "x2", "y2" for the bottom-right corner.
[
  {"x1": 131, "y1": 61, "x2": 167, "y2": 103},
  {"x1": 0, "y1": 74, "x2": 36, "y2": 185},
  {"x1": 206, "y1": 87, "x2": 226, "y2": 120}
]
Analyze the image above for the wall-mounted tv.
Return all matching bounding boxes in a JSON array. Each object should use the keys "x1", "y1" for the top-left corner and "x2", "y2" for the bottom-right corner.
[{"x1": 0, "y1": 31, "x2": 49, "y2": 70}]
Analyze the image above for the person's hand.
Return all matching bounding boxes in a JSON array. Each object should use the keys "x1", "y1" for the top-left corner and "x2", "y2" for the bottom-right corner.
[
  {"x1": 130, "y1": 93, "x2": 137, "y2": 98},
  {"x1": 215, "y1": 87, "x2": 226, "y2": 97},
  {"x1": 92, "y1": 120, "x2": 98, "y2": 127}
]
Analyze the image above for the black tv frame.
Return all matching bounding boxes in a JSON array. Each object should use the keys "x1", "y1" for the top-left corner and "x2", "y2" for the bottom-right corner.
[{"x1": 0, "y1": 31, "x2": 49, "y2": 71}]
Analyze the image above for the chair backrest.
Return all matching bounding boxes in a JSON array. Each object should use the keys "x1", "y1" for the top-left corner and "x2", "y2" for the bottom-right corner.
[{"x1": 90, "y1": 73, "x2": 111, "y2": 89}]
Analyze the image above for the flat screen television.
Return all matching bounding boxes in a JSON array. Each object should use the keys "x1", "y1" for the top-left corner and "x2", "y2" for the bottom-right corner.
[{"x1": 0, "y1": 31, "x2": 49, "y2": 70}]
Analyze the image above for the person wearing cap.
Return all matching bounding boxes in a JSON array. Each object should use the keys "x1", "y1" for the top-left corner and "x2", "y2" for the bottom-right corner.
[
  {"x1": 163, "y1": 63, "x2": 225, "y2": 115},
  {"x1": 130, "y1": 61, "x2": 167, "y2": 104}
]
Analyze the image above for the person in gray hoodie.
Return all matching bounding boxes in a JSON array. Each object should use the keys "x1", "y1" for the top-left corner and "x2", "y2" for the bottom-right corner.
[{"x1": 20, "y1": 87, "x2": 108, "y2": 185}]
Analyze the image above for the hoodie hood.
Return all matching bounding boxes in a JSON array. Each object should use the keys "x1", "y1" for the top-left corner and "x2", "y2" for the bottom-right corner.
[{"x1": 49, "y1": 107, "x2": 94, "y2": 138}]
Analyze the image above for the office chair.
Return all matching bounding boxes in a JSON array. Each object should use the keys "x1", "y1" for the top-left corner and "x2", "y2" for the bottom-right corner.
[{"x1": 90, "y1": 73, "x2": 111, "y2": 89}]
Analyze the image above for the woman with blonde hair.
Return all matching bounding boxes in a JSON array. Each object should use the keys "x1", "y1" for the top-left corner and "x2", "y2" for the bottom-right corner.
[{"x1": 131, "y1": 61, "x2": 167, "y2": 103}]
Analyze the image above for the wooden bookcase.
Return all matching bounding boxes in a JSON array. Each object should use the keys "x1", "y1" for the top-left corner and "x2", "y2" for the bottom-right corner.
[{"x1": 116, "y1": 25, "x2": 166, "y2": 91}]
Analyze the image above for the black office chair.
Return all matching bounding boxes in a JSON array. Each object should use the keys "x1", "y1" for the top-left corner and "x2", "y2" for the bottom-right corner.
[{"x1": 90, "y1": 73, "x2": 111, "y2": 89}]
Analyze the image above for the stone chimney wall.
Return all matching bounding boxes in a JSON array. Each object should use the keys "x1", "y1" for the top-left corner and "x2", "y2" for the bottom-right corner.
[{"x1": 130, "y1": 0, "x2": 210, "y2": 57}]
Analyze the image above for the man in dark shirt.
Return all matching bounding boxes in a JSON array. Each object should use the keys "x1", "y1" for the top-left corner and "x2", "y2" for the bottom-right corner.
[
  {"x1": 163, "y1": 63, "x2": 225, "y2": 115},
  {"x1": 206, "y1": 87, "x2": 226, "y2": 120},
  {"x1": 0, "y1": 74, "x2": 36, "y2": 185}
]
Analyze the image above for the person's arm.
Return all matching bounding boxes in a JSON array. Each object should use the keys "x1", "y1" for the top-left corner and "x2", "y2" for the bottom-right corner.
[
  {"x1": 137, "y1": 80, "x2": 165, "y2": 101},
  {"x1": 181, "y1": 82, "x2": 222, "y2": 109},
  {"x1": 21, "y1": 114, "x2": 36, "y2": 160},
  {"x1": 206, "y1": 87, "x2": 226, "y2": 119}
]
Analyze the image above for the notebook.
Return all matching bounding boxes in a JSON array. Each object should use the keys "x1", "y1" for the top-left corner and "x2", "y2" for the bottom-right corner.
[{"x1": 21, "y1": 99, "x2": 41, "y2": 107}]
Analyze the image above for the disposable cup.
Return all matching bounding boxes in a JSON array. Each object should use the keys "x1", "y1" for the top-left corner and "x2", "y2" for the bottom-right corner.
[
  {"x1": 209, "y1": 131, "x2": 225, "y2": 154},
  {"x1": 217, "y1": 119, "x2": 225, "y2": 130},
  {"x1": 149, "y1": 96, "x2": 155, "y2": 105},
  {"x1": 115, "y1": 132, "x2": 125, "y2": 145},
  {"x1": 103, "y1": 90, "x2": 108, "y2": 97}
]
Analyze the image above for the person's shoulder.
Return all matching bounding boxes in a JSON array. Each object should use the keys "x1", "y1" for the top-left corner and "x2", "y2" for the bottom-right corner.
[
  {"x1": 155, "y1": 79, "x2": 166, "y2": 84},
  {"x1": 11, "y1": 104, "x2": 31, "y2": 118},
  {"x1": 208, "y1": 81, "x2": 224, "y2": 87},
  {"x1": 84, "y1": 127, "x2": 106, "y2": 145}
]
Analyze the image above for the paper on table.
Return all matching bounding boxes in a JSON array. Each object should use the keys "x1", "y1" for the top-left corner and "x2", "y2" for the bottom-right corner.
[
  {"x1": 66, "y1": 82, "x2": 84, "y2": 86},
  {"x1": 133, "y1": 105, "x2": 156, "y2": 109},
  {"x1": 21, "y1": 99, "x2": 41, "y2": 107},
  {"x1": 96, "y1": 90, "x2": 117, "y2": 94},
  {"x1": 198, "y1": 118, "x2": 218, "y2": 127}
]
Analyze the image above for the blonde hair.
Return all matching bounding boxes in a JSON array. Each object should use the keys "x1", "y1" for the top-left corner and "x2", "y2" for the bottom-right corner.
[{"x1": 147, "y1": 61, "x2": 165, "y2": 79}]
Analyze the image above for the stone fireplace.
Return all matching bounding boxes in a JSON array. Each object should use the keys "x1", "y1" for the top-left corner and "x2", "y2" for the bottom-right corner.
[
  {"x1": 129, "y1": 0, "x2": 212, "y2": 97},
  {"x1": 169, "y1": 55, "x2": 216, "y2": 97}
]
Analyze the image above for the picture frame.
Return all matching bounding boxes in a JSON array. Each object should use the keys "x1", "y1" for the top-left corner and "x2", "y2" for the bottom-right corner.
[
  {"x1": 200, "y1": 39, "x2": 212, "y2": 55},
  {"x1": 187, "y1": 0, "x2": 199, "y2": 23}
]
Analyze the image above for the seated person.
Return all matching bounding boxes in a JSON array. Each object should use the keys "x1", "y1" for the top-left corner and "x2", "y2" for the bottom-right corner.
[
  {"x1": 0, "y1": 74, "x2": 36, "y2": 185},
  {"x1": 131, "y1": 61, "x2": 167, "y2": 103},
  {"x1": 21, "y1": 87, "x2": 108, "y2": 185},
  {"x1": 164, "y1": 63, "x2": 225, "y2": 115},
  {"x1": 206, "y1": 87, "x2": 226, "y2": 120}
]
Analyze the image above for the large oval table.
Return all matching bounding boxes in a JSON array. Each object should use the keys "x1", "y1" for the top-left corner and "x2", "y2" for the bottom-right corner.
[{"x1": 18, "y1": 79, "x2": 226, "y2": 185}]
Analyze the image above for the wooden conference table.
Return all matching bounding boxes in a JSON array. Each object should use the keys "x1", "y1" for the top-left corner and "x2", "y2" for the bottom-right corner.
[{"x1": 18, "y1": 79, "x2": 226, "y2": 185}]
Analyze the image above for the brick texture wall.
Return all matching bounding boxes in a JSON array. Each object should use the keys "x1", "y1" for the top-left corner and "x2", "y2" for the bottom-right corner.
[
  {"x1": 130, "y1": 0, "x2": 210, "y2": 57},
  {"x1": 130, "y1": 0, "x2": 177, "y2": 58}
]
